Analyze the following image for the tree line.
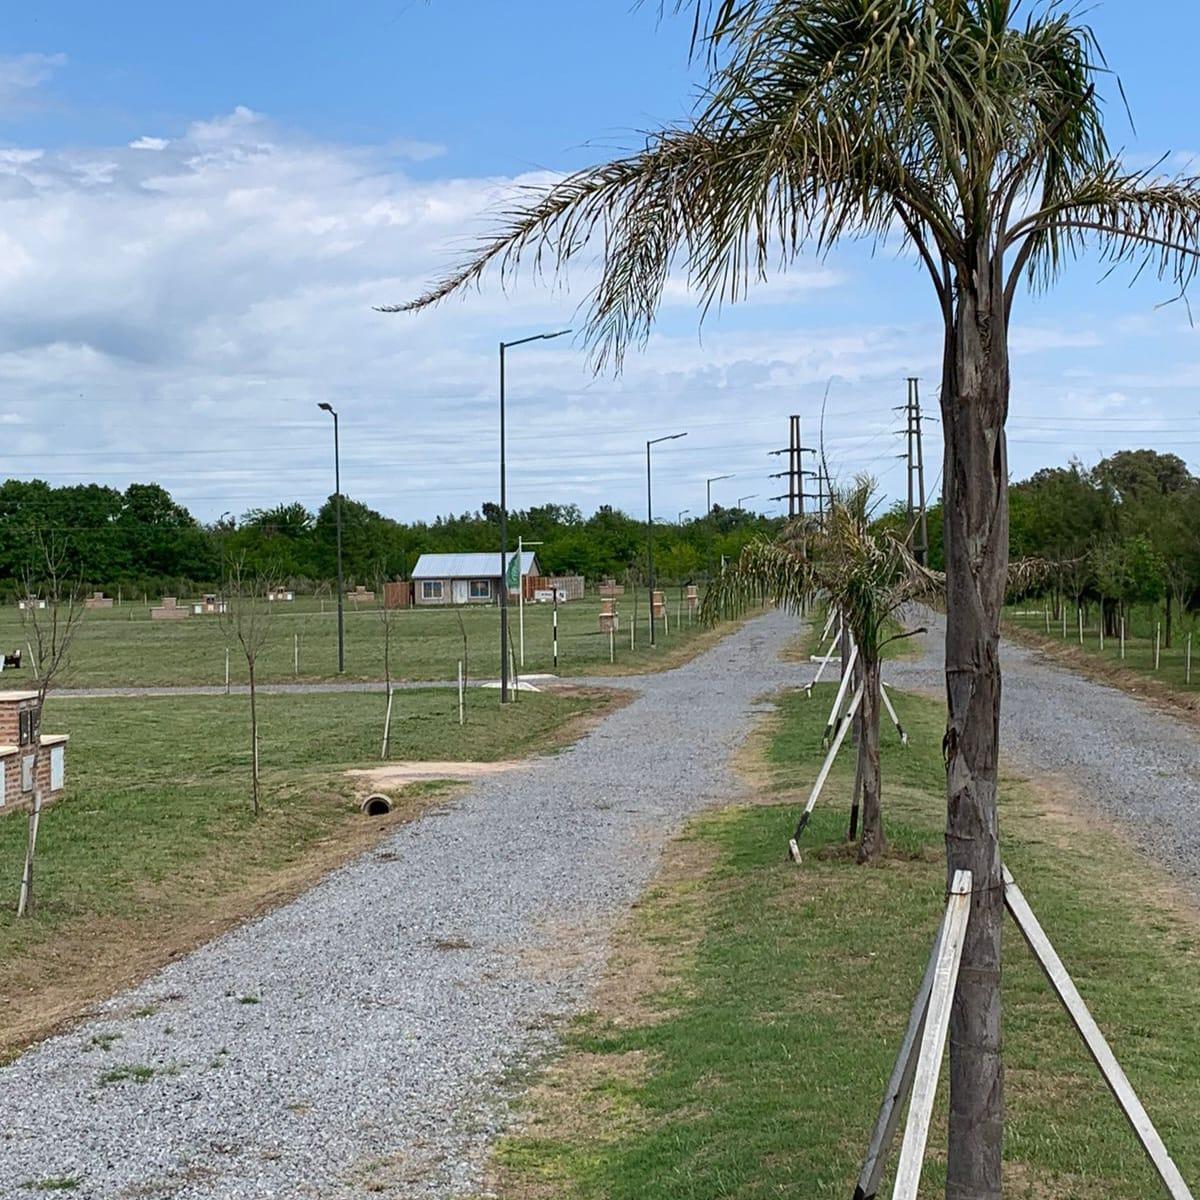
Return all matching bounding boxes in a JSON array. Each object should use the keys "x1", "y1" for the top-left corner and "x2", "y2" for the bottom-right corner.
[{"x1": 0, "y1": 479, "x2": 782, "y2": 598}]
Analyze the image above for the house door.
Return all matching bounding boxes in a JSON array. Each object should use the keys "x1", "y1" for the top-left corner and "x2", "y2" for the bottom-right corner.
[{"x1": 452, "y1": 580, "x2": 470, "y2": 605}]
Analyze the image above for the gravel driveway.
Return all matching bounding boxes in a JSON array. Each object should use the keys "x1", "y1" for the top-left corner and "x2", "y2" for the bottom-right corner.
[
  {"x1": 0, "y1": 608, "x2": 803, "y2": 1199},
  {"x1": 890, "y1": 609, "x2": 1200, "y2": 897}
]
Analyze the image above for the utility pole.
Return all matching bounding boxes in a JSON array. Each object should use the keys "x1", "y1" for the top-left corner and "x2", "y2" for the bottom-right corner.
[
  {"x1": 769, "y1": 415, "x2": 819, "y2": 519},
  {"x1": 899, "y1": 378, "x2": 931, "y2": 565}
]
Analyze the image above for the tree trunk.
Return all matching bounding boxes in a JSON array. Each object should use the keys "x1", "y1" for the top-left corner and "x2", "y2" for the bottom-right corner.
[
  {"x1": 856, "y1": 656, "x2": 885, "y2": 864},
  {"x1": 249, "y1": 660, "x2": 260, "y2": 817},
  {"x1": 940, "y1": 250, "x2": 1008, "y2": 1200}
]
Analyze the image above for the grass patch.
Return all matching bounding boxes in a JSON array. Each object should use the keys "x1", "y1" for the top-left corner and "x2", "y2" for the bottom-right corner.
[
  {"x1": 21, "y1": 1177, "x2": 82, "y2": 1192},
  {"x1": 0, "y1": 686, "x2": 611, "y2": 1060},
  {"x1": 99, "y1": 1063, "x2": 161, "y2": 1085},
  {"x1": 491, "y1": 685, "x2": 1200, "y2": 1198},
  {"x1": 0, "y1": 594, "x2": 729, "y2": 688}
]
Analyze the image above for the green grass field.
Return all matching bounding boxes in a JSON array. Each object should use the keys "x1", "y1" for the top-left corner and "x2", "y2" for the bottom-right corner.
[
  {"x1": 1006, "y1": 601, "x2": 1200, "y2": 698},
  {"x1": 491, "y1": 686, "x2": 1200, "y2": 1198},
  {"x1": 0, "y1": 593, "x2": 720, "y2": 688},
  {"x1": 0, "y1": 685, "x2": 610, "y2": 1058}
]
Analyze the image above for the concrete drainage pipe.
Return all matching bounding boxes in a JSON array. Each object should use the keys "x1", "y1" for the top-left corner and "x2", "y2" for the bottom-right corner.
[{"x1": 360, "y1": 793, "x2": 394, "y2": 816}]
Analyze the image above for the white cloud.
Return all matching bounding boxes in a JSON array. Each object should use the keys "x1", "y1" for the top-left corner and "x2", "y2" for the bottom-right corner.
[
  {"x1": 0, "y1": 103, "x2": 1191, "y2": 521},
  {"x1": 0, "y1": 52, "x2": 65, "y2": 111}
]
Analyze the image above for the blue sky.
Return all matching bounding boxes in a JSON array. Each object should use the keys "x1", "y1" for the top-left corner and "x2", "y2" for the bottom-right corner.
[{"x1": 2, "y1": 2, "x2": 1199, "y2": 524}]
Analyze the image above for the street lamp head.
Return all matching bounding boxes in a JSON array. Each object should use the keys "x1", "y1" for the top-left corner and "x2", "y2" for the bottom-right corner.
[
  {"x1": 502, "y1": 328, "x2": 573, "y2": 350},
  {"x1": 648, "y1": 431, "x2": 688, "y2": 447},
  {"x1": 318, "y1": 402, "x2": 335, "y2": 414}
]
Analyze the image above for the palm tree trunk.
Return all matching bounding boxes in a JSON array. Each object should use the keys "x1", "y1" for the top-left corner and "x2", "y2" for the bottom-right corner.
[
  {"x1": 856, "y1": 656, "x2": 885, "y2": 864},
  {"x1": 940, "y1": 253, "x2": 1008, "y2": 1200}
]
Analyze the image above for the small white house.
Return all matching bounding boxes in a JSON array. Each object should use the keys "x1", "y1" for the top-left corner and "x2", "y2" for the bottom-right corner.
[{"x1": 411, "y1": 551, "x2": 540, "y2": 607}]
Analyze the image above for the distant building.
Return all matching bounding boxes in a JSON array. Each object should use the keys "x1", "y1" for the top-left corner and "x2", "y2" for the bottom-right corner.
[{"x1": 411, "y1": 551, "x2": 540, "y2": 607}]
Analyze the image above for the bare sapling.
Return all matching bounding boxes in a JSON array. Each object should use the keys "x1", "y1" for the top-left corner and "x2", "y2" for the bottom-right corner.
[
  {"x1": 218, "y1": 559, "x2": 277, "y2": 816},
  {"x1": 375, "y1": 568, "x2": 399, "y2": 757},
  {"x1": 17, "y1": 537, "x2": 85, "y2": 918}
]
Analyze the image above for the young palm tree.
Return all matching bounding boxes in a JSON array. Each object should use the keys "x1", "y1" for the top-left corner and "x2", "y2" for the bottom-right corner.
[
  {"x1": 389, "y1": 4, "x2": 1200, "y2": 1191},
  {"x1": 707, "y1": 480, "x2": 931, "y2": 864}
]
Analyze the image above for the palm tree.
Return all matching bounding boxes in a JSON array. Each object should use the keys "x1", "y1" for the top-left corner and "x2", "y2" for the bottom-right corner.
[
  {"x1": 387, "y1": 4, "x2": 1200, "y2": 1191},
  {"x1": 707, "y1": 479, "x2": 931, "y2": 864}
]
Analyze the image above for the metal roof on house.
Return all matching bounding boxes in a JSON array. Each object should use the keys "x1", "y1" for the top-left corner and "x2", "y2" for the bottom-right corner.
[{"x1": 411, "y1": 551, "x2": 539, "y2": 580}]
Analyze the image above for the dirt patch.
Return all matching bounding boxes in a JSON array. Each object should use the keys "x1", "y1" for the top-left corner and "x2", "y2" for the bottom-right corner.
[
  {"x1": 347, "y1": 760, "x2": 529, "y2": 788},
  {"x1": 0, "y1": 793, "x2": 434, "y2": 1064}
]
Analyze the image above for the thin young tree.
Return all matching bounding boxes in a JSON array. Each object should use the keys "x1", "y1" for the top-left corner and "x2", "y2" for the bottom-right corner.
[
  {"x1": 707, "y1": 480, "x2": 931, "y2": 863},
  {"x1": 386, "y1": 5, "x2": 1200, "y2": 1187},
  {"x1": 219, "y1": 559, "x2": 277, "y2": 816},
  {"x1": 17, "y1": 537, "x2": 86, "y2": 917}
]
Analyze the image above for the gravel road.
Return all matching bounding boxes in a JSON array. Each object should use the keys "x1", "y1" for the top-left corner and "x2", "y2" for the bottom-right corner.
[
  {"x1": 891, "y1": 609, "x2": 1200, "y2": 897},
  {"x1": 0, "y1": 608, "x2": 804, "y2": 1199}
]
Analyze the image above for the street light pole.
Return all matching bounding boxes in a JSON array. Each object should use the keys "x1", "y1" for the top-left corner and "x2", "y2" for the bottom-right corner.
[
  {"x1": 647, "y1": 432, "x2": 687, "y2": 647},
  {"x1": 498, "y1": 330, "x2": 570, "y2": 702},
  {"x1": 737, "y1": 494, "x2": 759, "y2": 509},
  {"x1": 706, "y1": 473, "x2": 734, "y2": 514},
  {"x1": 317, "y1": 402, "x2": 344, "y2": 673},
  {"x1": 678, "y1": 509, "x2": 691, "y2": 524}
]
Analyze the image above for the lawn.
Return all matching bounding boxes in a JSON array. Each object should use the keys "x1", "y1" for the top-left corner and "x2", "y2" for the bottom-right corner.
[
  {"x1": 490, "y1": 685, "x2": 1200, "y2": 1198},
  {"x1": 1005, "y1": 602, "x2": 1200, "y2": 707},
  {"x1": 0, "y1": 685, "x2": 611, "y2": 1059},
  {"x1": 0, "y1": 592, "x2": 724, "y2": 688}
]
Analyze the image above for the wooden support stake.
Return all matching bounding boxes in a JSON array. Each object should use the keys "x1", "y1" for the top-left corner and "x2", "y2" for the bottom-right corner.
[
  {"x1": 1044, "y1": 605, "x2": 1050, "y2": 633},
  {"x1": 790, "y1": 683, "x2": 863, "y2": 861},
  {"x1": 294, "y1": 633, "x2": 299, "y2": 676},
  {"x1": 1003, "y1": 866, "x2": 1195, "y2": 1200},
  {"x1": 891, "y1": 870, "x2": 973, "y2": 1200},
  {"x1": 806, "y1": 623, "x2": 842, "y2": 697},
  {"x1": 1187, "y1": 632, "x2": 1193, "y2": 685},
  {"x1": 609, "y1": 627, "x2": 615, "y2": 664},
  {"x1": 823, "y1": 641, "x2": 860, "y2": 744},
  {"x1": 853, "y1": 917, "x2": 946, "y2": 1200},
  {"x1": 1078, "y1": 607, "x2": 1084, "y2": 646},
  {"x1": 1156, "y1": 623, "x2": 1162, "y2": 671},
  {"x1": 381, "y1": 687, "x2": 394, "y2": 759},
  {"x1": 880, "y1": 682, "x2": 908, "y2": 746},
  {"x1": 1121, "y1": 615, "x2": 1126, "y2": 661},
  {"x1": 457, "y1": 660, "x2": 465, "y2": 726},
  {"x1": 16, "y1": 791, "x2": 43, "y2": 918},
  {"x1": 224, "y1": 648, "x2": 230, "y2": 695}
]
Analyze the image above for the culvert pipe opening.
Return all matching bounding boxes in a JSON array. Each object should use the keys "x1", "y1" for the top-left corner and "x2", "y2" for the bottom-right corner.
[{"x1": 361, "y1": 794, "x2": 394, "y2": 816}]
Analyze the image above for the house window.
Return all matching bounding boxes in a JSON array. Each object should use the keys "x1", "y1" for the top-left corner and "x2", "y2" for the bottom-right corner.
[
  {"x1": 422, "y1": 580, "x2": 444, "y2": 600},
  {"x1": 469, "y1": 579, "x2": 491, "y2": 599}
]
